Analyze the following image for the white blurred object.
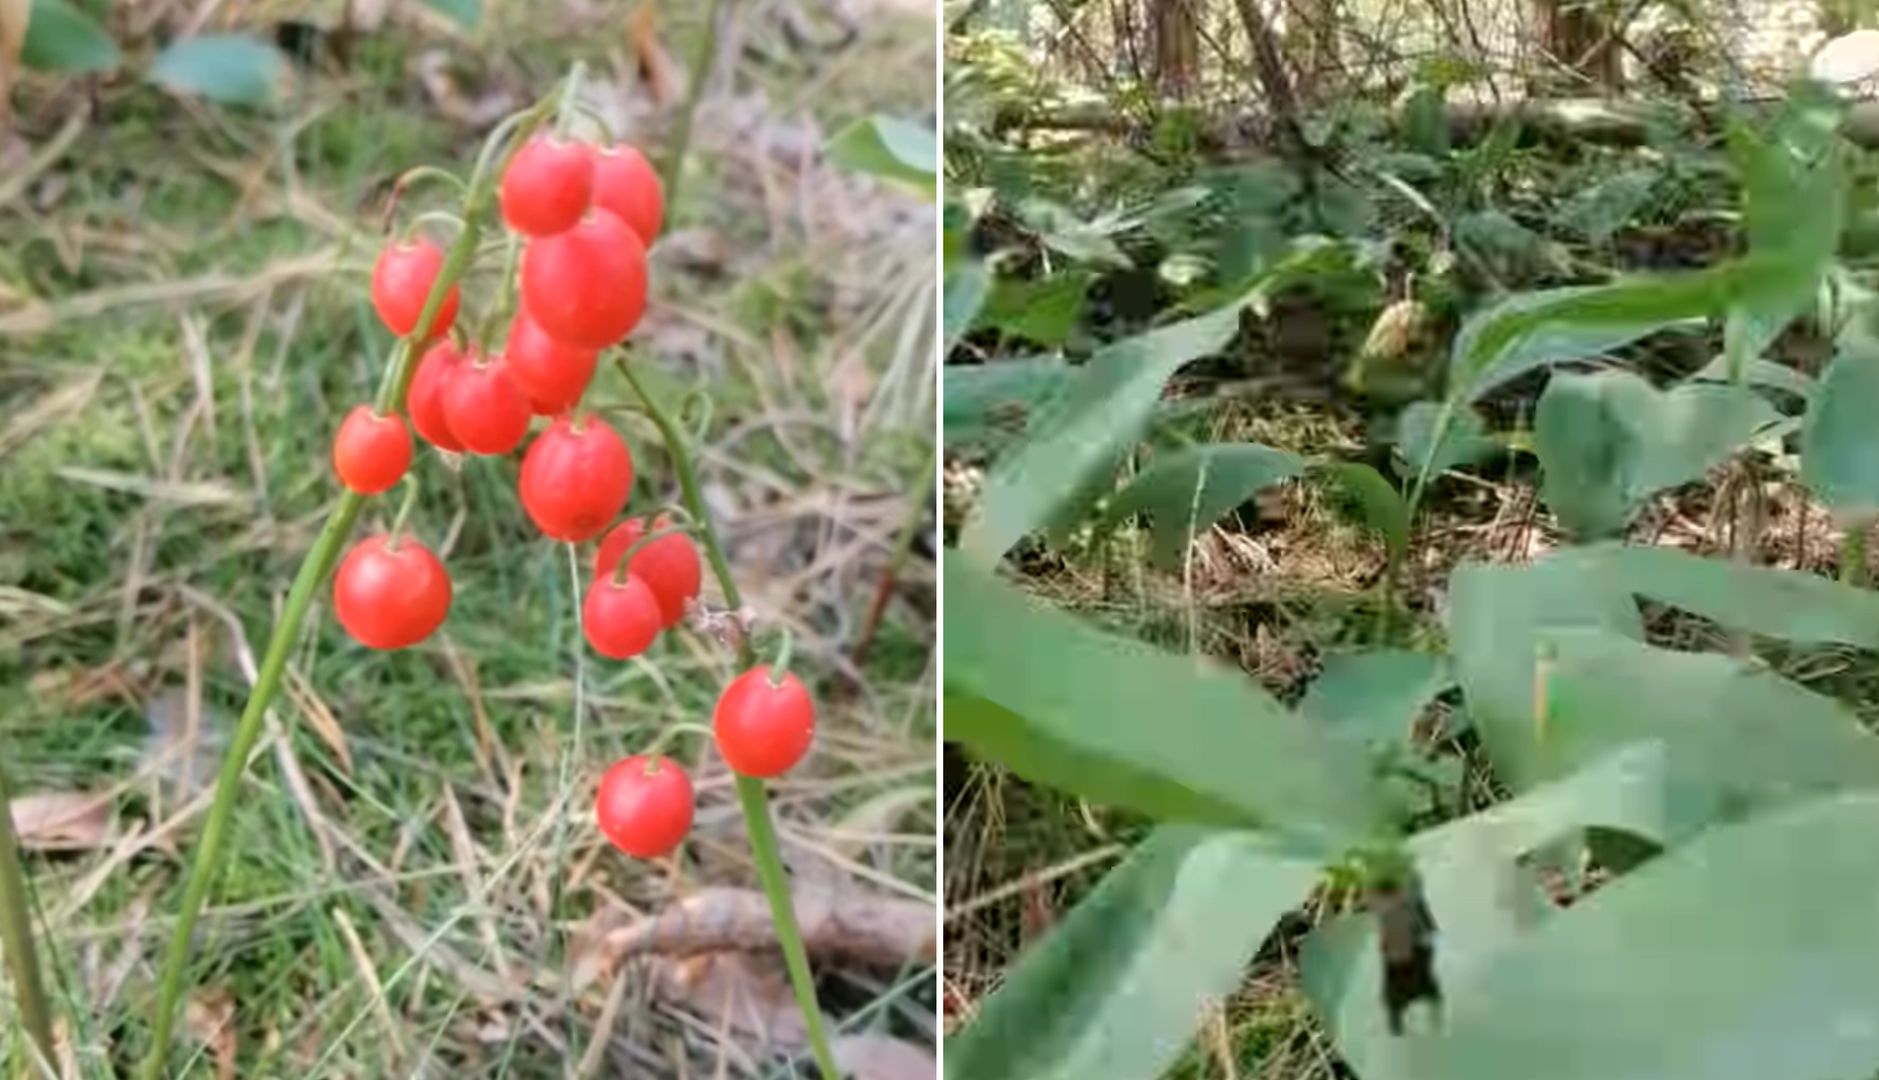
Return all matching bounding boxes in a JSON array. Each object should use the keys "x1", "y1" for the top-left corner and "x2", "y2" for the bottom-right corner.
[{"x1": 1811, "y1": 29, "x2": 1879, "y2": 84}]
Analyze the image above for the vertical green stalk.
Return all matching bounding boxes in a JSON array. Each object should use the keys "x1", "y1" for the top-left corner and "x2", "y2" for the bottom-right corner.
[
  {"x1": 619, "y1": 360, "x2": 841, "y2": 1080},
  {"x1": 1843, "y1": 522, "x2": 1869, "y2": 586},
  {"x1": 660, "y1": 0, "x2": 732, "y2": 215},
  {"x1": 140, "y1": 93, "x2": 558, "y2": 1080},
  {"x1": 0, "y1": 763, "x2": 55, "y2": 1070}
]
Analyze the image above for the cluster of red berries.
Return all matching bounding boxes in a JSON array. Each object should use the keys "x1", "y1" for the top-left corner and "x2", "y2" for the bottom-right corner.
[
  {"x1": 328, "y1": 135, "x2": 667, "y2": 652},
  {"x1": 325, "y1": 129, "x2": 816, "y2": 864}
]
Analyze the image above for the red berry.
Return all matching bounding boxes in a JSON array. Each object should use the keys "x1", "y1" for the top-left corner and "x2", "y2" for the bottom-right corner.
[
  {"x1": 408, "y1": 342, "x2": 467, "y2": 452},
  {"x1": 594, "y1": 516, "x2": 700, "y2": 628},
  {"x1": 712, "y1": 666, "x2": 815, "y2": 778},
  {"x1": 506, "y1": 308, "x2": 598, "y2": 415},
  {"x1": 443, "y1": 353, "x2": 532, "y2": 455},
  {"x1": 595, "y1": 754, "x2": 693, "y2": 858},
  {"x1": 583, "y1": 573, "x2": 664, "y2": 659},
  {"x1": 333, "y1": 534, "x2": 452, "y2": 649},
  {"x1": 500, "y1": 135, "x2": 595, "y2": 237},
  {"x1": 590, "y1": 144, "x2": 664, "y2": 244},
  {"x1": 519, "y1": 211, "x2": 648, "y2": 350},
  {"x1": 371, "y1": 239, "x2": 460, "y2": 339},
  {"x1": 331, "y1": 406, "x2": 412, "y2": 494},
  {"x1": 518, "y1": 414, "x2": 634, "y2": 541}
]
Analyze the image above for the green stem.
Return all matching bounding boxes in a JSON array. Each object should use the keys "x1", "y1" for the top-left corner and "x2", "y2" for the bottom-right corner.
[
  {"x1": 766, "y1": 626, "x2": 795, "y2": 684},
  {"x1": 140, "y1": 86, "x2": 563, "y2": 1080},
  {"x1": 137, "y1": 491, "x2": 365, "y2": 1079},
  {"x1": 619, "y1": 357, "x2": 840, "y2": 1080},
  {"x1": 660, "y1": 0, "x2": 731, "y2": 214},
  {"x1": 1843, "y1": 523, "x2": 1869, "y2": 587},
  {"x1": 0, "y1": 762, "x2": 55, "y2": 1069}
]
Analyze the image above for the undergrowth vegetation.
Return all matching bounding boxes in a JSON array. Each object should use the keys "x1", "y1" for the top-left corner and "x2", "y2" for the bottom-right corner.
[{"x1": 943, "y1": 9, "x2": 1879, "y2": 1079}]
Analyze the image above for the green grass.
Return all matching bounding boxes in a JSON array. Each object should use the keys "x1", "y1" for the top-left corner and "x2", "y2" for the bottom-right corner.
[{"x1": 1, "y1": 4, "x2": 935, "y2": 1075}]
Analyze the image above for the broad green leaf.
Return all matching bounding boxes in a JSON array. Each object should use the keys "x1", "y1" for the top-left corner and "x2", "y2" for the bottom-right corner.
[
  {"x1": 943, "y1": 260, "x2": 990, "y2": 355},
  {"x1": 1098, "y1": 443, "x2": 1305, "y2": 568},
  {"x1": 958, "y1": 297, "x2": 1247, "y2": 561},
  {"x1": 1448, "y1": 275, "x2": 1720, "y2": 405},
  {"x1": 962, "y1": 242, "x2": 1352, "y2": 561},
  {"x1": 418, "y1": 0, "x2": 481, "y2": 26},
  {"x1": 980, "y1": 271, "x2": 1092, "y2": 346},
  {"x1": 1315, "y1": 461, "x2": 1409, "y2": 562},
  {"x1": 942, "y1": 360, "x2": 1068, "y2": 450},
  {"x1": 1691, "y1": 353, "x2": 1816, "y2": 400},
  {"x1": 825, "y1": 115, "x2": 937, "y2": 195},
  {"x1": 1395, "y1": 401, "x2": 1499, "y2": 478},
  {"x1": 21, "y1": 0, "x2": 116, "y2": 72},
  {"x1": 1307, "y1": 743, "x2": 1681, "y2": 1076},
  {"x1": 1558, "y1": 543, "x2": 1879, "y2": 648},
  {"x1": 1534, "y1": 370, "x2": 1776, "y2": 539},
  {"x1": 1803, "y1": 313, "x2": 1879, "y2": 519},
  {"x1": 1446, "y1": 558, "x2": 1643, "y2": 791},
  {"x1": 148, "y1": 35, "x2": 287, "y2": 105},
  {"x1": 1300, "y1": 649, "x2": 1452, "y2": 750},
  {"x1": 1558, "y1": 168, "x2": 1658, "y2": 241},
  {"x1": 944, "y1": 826, "x2": 1319, "y2": 1080},
  {"x1": 1533, "y1": 629, "x2": 1879, "y2": 806},
  {"x1": 1412, "y1": 793, "x2": 1879, "y2": 1080},
  {"x1": 943, "y1": 560, "x2": 1387, "y2": 845}
]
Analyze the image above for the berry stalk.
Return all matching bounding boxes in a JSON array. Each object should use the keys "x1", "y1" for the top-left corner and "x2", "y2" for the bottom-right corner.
[
  {"x1": 139, "y1": 91, "x2": 558, "y2": 1080},
  {"x1": 0, "y1": 760, "x2": 56, "y2": 1069},
  {"x1": 618, "y1": 358, "x2": 842, "y2": 1079}
]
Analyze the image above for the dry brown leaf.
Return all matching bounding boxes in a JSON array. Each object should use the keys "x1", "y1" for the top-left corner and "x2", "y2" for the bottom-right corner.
[
  {"x1": 10, "y1": 791, "x2": 111, "y2": 851},
  {"x1": 182, "y1": 988, "x2": 237, "y2": 1080},
  {"x1": 628, "y1": 1, "x2": 681, "y2": 106},
  {"x1": 600, "y1": 886, "x2": 933, "y2": 971},
  {"x1": 832, "y1": 1034, "x2": 937, "y2": 1080},
  {"x1": 415, "y1": 48, "x2": 519, "y2": 128},
  {"x1": 653, "y1": 951, "x2": 807, "y2": 1047}
]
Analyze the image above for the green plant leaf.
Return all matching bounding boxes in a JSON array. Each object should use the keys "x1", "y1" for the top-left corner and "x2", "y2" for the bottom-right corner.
[
  {"x1": 958, "y1": 300, "x2": 1242, "y2": 560},
  {"x1": 980, "y1": 271, "x2": 1092, "y2": 346},
  {"x1": 1558, "y1": 168, "x2": 1658, "y2": 241},
  {"x1": 1098, "y1": 443, "x2": 1305, "y2": 568},
  {"x1": 1558, "y1": 543, "x2": 1879, "y2": 647},
  {"x1": 1300, "y1": 650, "x2": 1452, "y2": 750},
  {"x1": 1446, "y1": 558, "x2": 1644, "y2": 792},
  {"x1": 1307, "y1": 743, "x2": 1683, "y2": 1074},
  {"x1": 944, "y1": 826, "x2": 1320, "y2": 1080},
  {"x1": 1315, "y1": 461, "x2": 1409, "y2": 562},
  {"x1": 1408, "y1": 794, "x2": 1879, "y2": 1080},
  {"x1": 1395, "y1": 401, "x2": 1499, "y2": 479},
  {"x1": 1535, "y1": 628, "x2": 1879, "y2": 809},
  {"x1": 148, "y1": 35, "x2": 287, "y2": 105},
  {"x1": 1803, "y1": 311, "x2": 1879, "y2": 520},
  {"x1": 1534, "y1": 370, "x2": 1776, "y2": 539},
  {"x1": 826, "y1": 115, "x2": 937, "y2": 194},
  {"x1": 21, "y1": 0, "x2": 117, "y2": 72},
  {"x1": 1448, "y1": 275, "x2": 1720, "y2": 405},
  {"x1": 943, "y1": 260, "x2": 990, "y2": 355},
  {"x1": 417, "y1": 0, "x2": 481, "y2": 28},
  {"x1": 942, "y1": 360, "x2": 1068, "y2": 451},
  {"x1": 943, "y1": 559, "x2": 1387, "y2": 845}
]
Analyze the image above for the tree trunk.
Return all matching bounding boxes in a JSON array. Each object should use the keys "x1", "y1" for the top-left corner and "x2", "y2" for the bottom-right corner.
[{"x1": 1151, "y1": 0, "x2": 1201, "y2": 99}]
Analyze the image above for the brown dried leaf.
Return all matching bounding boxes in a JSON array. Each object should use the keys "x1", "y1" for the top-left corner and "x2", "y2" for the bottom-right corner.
[
  {"x1": 605, "y1": 885, "x2": 935, "y2": 967},
  {"x1": 832, "y1": 1034, "x2": 937, "y2": 1080},
  {"x1": 182, "y1": 988, "x2": 237, "y2": 1080},
  {"x1": 628, "y1": 1, "x2": 681, "y2": 106},
  {"x1": 10, "y1": 791, "x2": 111, "y2": 851},
  {"x1": 415, "y1": 49, "x2": 518, "y2": 128},
  {"x1": 652, "y1": 951, "x2": 806, "y2": 1047}
]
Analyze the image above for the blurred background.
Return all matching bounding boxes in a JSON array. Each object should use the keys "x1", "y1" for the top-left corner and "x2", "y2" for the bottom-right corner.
[{"x1": 1, "y1": 0, "x2": 935, "y2": 1075}]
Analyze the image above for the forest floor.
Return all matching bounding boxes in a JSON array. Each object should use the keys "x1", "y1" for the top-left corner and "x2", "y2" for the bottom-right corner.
[
  {"x1": 1, "y1": 2, "x2": 935, "y2": 1076},
  {"x1": 939, "y1": 75, "x2": 1879, "y2": 1075}
]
